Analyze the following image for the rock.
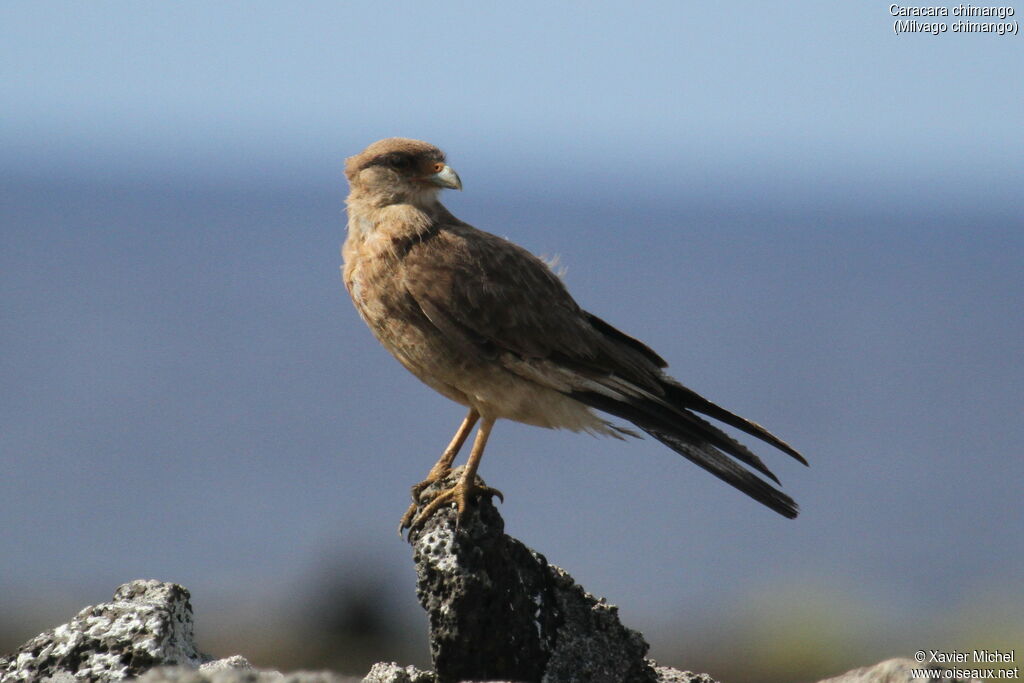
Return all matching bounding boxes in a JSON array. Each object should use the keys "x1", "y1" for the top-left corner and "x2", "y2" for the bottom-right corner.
[
  {"x1": 0, "y1": 580, "x2": 204, "y2": 682},
  {"x1": 815, "y1": 657, "x2": 982, "y2": 683},
  {"x1": 134, "y1": 665, "x2": 362, "y2": 683},
  {"x1": 0, "y1": 563, "x2": 708, "y2": 683},
  {"x1": 362, "y1": 662, "x2": 434, "y2": 683},
  {"x1": 197, "y1": 656, "x2": 255, "y2": 673},
  {"x1": 407, "y1": 471, "x2": 714, "y2": 683},
  {"x1": 0, "y1": 579, "x2": 361, "y2": 683},
  {"x1": 2, "y1": 503, "x2": 937, "y2": 683},
  {"x1": 650, "y1": 668, "x2": 718, "y2": 683}
]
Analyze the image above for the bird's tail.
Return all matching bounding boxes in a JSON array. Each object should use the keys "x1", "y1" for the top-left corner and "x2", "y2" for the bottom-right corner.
[
  {"x1": 662, "y1": 381, "x2": 809, "y2": 466},
  {"x1": 642, "y1": 426, "x2": 799, "y2": 518},
  {"x1": 571, "y1": 387, "x2": 801, "y2": 519}
]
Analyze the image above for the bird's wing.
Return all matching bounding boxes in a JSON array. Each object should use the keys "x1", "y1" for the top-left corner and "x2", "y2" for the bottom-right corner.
[
  {"x1": 399, "y1": 221, "x2": 805, "y2": 518},
  {"x1": 400, "y1": 222, "x2": 664, "y2": 389}
]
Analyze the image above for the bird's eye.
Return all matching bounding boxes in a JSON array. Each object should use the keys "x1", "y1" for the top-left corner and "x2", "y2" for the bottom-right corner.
[{"x1": 389, "y1": 154, "x2": 411, "y2": 169}]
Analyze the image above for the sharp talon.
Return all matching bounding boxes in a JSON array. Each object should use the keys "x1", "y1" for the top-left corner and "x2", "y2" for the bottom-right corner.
[
  {"x1": 400, "y1": 480, "x2": 504, "y2": 537},
  {"x1": 398, "y1": 468, "x2": 456, "y2": 537},
  {"x1": 407, "y1": 487, "x2": 459, "y2": 532},
  {"x1": 472, "y1": 484, "x2": 503, "y2": 504},
  {"x1": 408, "y1": 468, "x2": 448, "y2": 503},
  {"x1": 398, "y1": 502, "x2": 418, "y2": 536}
]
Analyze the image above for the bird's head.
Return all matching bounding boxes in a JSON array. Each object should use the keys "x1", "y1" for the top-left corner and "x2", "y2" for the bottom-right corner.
[{"x1": 345, "y1": 138, "x2": 462, "y2": 206}]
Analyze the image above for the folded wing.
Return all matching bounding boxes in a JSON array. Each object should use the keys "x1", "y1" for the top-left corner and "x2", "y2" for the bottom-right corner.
[{"x1": 399, "y1": 220, "x2": 806, "y2": 518}]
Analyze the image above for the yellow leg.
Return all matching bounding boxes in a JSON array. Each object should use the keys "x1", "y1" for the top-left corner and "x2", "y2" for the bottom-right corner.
[
  {"x1": 422, "y1": 408, "x2": 479, "y2": 484},
  {"x1": 403, "y1": 417, "x2": 504, "y2": 534},
  {"x1": 398, "y1": 409, "x2": 479, "y2": 533}
]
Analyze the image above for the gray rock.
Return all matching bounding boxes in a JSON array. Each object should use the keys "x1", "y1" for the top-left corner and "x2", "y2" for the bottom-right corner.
[
  {"x1": 134, "y1": 666, "x2": 272, "y2": 683},
  {"x1": 362, "y1": 663, "x2": 434, "y2": 683},
  {"x1": 132, "y1": 653, "x2": 366, "y2": 683},
  {"x1": 2, "y1": 517, "x2": 936, "y2": 683},
  {"x1": 407, "y1": 472, "x2": 714, "y2": 683},
  {"x1": 815, "y1": 657, "x2": 982, "y2": 683},
  {"x1": 649, "y1": 667, "x2": 718, "y2": 683},
  {"x1": 199, "y1": 656, "x2": 256, "y2": 673},
  {"x1": 131, "y1": 649, "x2": 365, "y2": 682},
  {"x1": 0, "y1": 580, "x2": 204, "y2": 682},
  {"x1": 134, "y1": 666, "x2": 361, "y2": 683}
]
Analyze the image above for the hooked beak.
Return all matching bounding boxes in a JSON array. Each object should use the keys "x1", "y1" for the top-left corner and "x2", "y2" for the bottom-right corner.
[{"x1": 426, "y1": 164, "x2": 462, "y2": 191}]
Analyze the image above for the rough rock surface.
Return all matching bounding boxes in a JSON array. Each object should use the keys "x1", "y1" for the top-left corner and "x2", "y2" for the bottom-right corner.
[
  {"x1": 0, "y1": 580, "x2": 204, "y2": 682},
  {"x1": 134, "y1": 663, "x2": 362, "y2": 683},
  {"x1": 362, "y1": 663, "x2": 435, "y2": 683},
  {"x1": 134, "y1": 662, "x2": 362, "y2": 683},
  {"x1": 649, "y1": 669, "x2": 718, "y2": 683},
  {"x1": 815, "y1": 657, "x2": 981, "y2": 683},
  {"x1": 0, "y1": 522, "x2": 955, "y2": 683},
  {"x1": 407, "y1": 472, "x2": 712, "y2": 683}
]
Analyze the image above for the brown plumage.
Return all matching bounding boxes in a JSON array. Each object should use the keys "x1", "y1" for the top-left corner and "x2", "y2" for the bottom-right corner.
[{"x1": 342, "y1": 137, "x2": 808, "y2": 533}]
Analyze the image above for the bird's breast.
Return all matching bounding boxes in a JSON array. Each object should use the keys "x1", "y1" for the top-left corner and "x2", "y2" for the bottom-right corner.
[{"x1": 344, "y1": 242, "x2": 462, "y2": 381}]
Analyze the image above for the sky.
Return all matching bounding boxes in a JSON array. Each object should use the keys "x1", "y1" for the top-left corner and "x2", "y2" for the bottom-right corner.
[{"x1": 1, "y1": 0, "x2": 1022, "y2": 675}]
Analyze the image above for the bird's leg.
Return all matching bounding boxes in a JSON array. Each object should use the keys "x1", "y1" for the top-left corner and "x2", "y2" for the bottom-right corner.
[
  {"x1": 405, "y1": 417, "x2": 504, "y2": 533},
  {"x1": 417, "y1": 408, "x2": 479, "y2": 492},
  {"x1": 398, "y1": 409, "x2": 479, "y2": 533}
]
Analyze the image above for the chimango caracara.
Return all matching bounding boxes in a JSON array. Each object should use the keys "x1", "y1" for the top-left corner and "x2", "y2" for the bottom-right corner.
[{"x1": 342, "y1": 137, "x2": 808, "y2": 534}]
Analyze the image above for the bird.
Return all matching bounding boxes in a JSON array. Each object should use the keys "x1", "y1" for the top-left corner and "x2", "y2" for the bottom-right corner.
[{"x1": 341, "y1": 137, "x2": 808, "y2": 534}]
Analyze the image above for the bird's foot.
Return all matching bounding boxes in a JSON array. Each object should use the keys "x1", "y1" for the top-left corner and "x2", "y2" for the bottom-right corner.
[
  {"x1": 397, "y1": 468, "x2": 452, "y2": 535},
  {"x1": 399, "y1": 472, "x2": 503, "y2": 537}
]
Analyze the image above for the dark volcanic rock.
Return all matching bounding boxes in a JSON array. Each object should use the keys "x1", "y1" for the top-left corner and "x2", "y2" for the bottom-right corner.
[
  {"x1": 0, "y1": 550, "x2": 942, "y2": 682},
  {"x1": 408, "y1": 472, "x2": 665, "y2": 683}
]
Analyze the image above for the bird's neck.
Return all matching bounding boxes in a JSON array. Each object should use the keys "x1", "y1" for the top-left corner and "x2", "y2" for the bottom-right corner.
[{"x1": 345, "y1": 192, "x2": 451, "y2": 244}]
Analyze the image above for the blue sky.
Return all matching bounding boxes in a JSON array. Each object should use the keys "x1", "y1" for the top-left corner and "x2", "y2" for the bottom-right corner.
[{"x1": 2, "y1": 0, "x2": 1022, "y2": 672}]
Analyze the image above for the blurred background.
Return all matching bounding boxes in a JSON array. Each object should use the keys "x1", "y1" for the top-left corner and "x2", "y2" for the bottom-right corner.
[{"x1": 2, "y1": 3, "x2": 1021, "y2": 682}]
